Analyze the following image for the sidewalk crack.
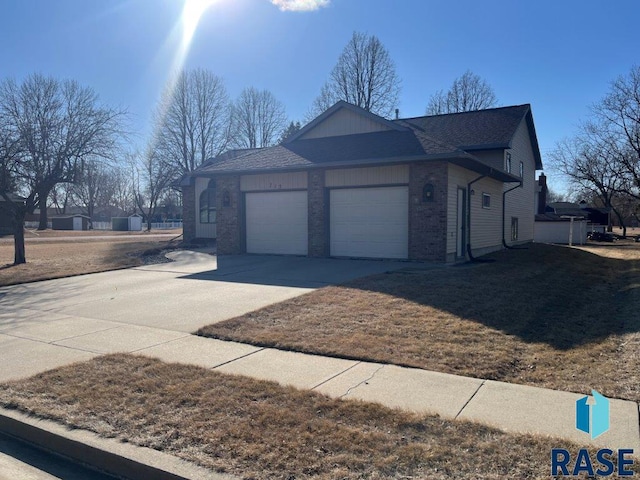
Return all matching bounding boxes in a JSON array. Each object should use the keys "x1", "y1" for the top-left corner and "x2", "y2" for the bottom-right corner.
[
  {"x1": 311, "y1": 362, "x2": 361, "y2": 391},
  {"x1": 454, "y1": 380, "x2": 485, "y2": 419},
  {"x1": 210, "y1": 347, "x2": 265, "y2": 369},
  {"x1": 339, "y1": 364, "x2": 385, "y2": 399}
]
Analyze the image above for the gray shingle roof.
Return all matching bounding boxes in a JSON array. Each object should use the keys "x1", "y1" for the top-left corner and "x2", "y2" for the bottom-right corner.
[
  {"x1": 193, "y1": 102, "x2": 541, "y2": 179},
  {"x1": 197, "y1": 130, "x2": 466, "y2": 175},
  {"x1": 398, "y1": 104, "x2": 543, "y2": 169},
  {"x1": 399, "y1": 105, "x2": 529, "y2": 149}
]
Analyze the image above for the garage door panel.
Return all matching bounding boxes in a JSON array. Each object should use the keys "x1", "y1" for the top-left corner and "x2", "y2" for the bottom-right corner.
[
  {"x1": 246, "y1": 191, "x2": 308, "y2": 255},
  {"x1": 330, "y1": 187, "x2": 408, "y2": 259}
]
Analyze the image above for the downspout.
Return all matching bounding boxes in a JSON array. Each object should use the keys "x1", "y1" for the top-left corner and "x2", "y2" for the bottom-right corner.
[
  {"x1": 502, "y1": 182, "x2": 523, "y2": 249},
  {"x1": 466, "y1": 174, "x2": 487, "y2": 261}
]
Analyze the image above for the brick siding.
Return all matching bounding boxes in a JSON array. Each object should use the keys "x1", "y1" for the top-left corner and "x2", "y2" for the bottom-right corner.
[
  {"x1": 408, "y1": 162, "x2": 448, "y2": 261},
  {"x1": 182, "y1": 183, "x2": 196, "y2": 243},
  {"x1": 215, "y1": 175, "x2": 242, "y2": 254},
  {"x1": 308, "y1": 169, "x2": 327, "y2": 257}
]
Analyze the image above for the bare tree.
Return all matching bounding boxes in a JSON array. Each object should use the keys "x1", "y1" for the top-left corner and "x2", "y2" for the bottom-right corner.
[
  {"x1": 232, "y1": 87, "x2": 288, "y2": 149},
  {"x1": 426, "y1": 70, "x2": 497, "y2": 115},
  {"x1": 154, "y1": 69, "x2": 232, "y2": 176},
  {"x1": 69, "y1": 158, "x2": 112, "y2": 220},
  {"x1": 109, "y1": 164, "x2": 136, "y2": 215},
  {"x1": 546, "y1": 188, "x2": 567, "y2": 203},
  {"x1": 49, "y1": 184, "x2": 72, "y2": 215},
  {"x1": 425, "y1": 90, "x2": 449, "y2": 116},
  {"x1": 611, "y1": 192, "x2": 638, "y2": 237},
  {"x1": 308, "y1": 32, "x2": 400, "y2": 119},
  {"x1": 549, "y1": 66, "x2": 640, "y2": 236},
  {"x1": 0, "y1": 117, "x2": 26, "y2": 264},
  {"x1": 131, "y1": 149, "x2": 177, "y2": 232},
  {"x1": 0, "y1": 73, "x2": 125, "y2": 230},
  {"x1": 593, "y1": 65, "x2": 640, "y2": 196},
  {"x1": 551, "y1": 130, "x2": 627, "y2": 231}
]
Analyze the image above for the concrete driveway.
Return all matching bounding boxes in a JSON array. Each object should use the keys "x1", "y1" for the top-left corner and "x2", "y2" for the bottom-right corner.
[{"x1": 0, "y1": 251, "x2": 419, "y2": 382}]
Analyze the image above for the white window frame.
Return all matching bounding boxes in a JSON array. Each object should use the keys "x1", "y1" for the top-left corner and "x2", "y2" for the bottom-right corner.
[
  {"x1": 482, "y1": 193, "x2": 491, "y2": 209},
  {"x1": 511, "y1": 217, "x2": 519, "y2": 241},
  {"x1": 199, "y1": 181, "x2": 217, "y2": 224}
]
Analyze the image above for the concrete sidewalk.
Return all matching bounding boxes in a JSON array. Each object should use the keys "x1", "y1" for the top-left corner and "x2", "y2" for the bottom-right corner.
[
  {"x1": 3, "y1": 317, "x2": 638, "y2": 455},
  {"x1": 1, "y1": 250, "x2": 639, "y2": 478},
  {"x1": 138, "y1": 335, "x2": 640, "y2": 453}
]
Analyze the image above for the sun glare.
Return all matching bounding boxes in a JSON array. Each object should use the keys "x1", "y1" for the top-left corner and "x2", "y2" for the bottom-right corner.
[
  {"x1": 152, "y1": 0, "x2": 217, "y2": 145},
  {"x1": 182, "y1": 0, "x2": 217, "y2": 47},
  {"x1": 165, "y1": 0, "x2": 217, "y2": 90}
]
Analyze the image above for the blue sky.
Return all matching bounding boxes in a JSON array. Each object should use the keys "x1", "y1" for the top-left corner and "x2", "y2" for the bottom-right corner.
[{"x1": 1, "y1": 0, "x2": 638, "y2": 194}]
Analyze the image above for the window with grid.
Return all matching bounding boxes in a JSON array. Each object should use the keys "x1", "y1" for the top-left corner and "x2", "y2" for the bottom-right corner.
[{"x1": 199, "y1": 180, "x2": 217, "y2": 224}]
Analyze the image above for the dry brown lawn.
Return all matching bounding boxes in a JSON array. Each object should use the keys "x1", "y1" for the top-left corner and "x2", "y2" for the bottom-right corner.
[
  {"x1": 0, "y1": 234, "x2": 180, "y2": 286},
  {"x1": 199, "y1": 242, "x2": 640, "y2": 402},
  {"x1": 0, "y1": 354, "x2": 618, "y2": 479}
]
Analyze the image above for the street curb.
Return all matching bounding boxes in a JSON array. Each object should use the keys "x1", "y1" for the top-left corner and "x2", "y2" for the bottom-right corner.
[{"x1": 0, "y1": 407, "x2": 236, "y2": 480}]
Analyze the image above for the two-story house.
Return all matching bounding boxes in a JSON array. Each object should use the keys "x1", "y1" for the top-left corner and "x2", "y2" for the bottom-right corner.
[{"x1": 181, "y1": 101, "x2": 542, "y2": 262}]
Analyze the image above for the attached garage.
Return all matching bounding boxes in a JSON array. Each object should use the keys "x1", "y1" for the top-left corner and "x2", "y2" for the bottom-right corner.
[
  {"x1": 184, "y1": 101, "x2": 541, "y2": 262},
  {"x1": 330, "y1": 186, "x2": 409, "y2": 259},
  {"x1": 245, "y1": 191, "x2": 308, "y2": 255}
]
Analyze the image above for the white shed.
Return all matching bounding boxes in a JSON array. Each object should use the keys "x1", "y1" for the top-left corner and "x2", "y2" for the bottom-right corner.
[
  {"x1": 128, "y1": 215, "x2": 143, "y2": 231},
  {"x1": 534, "y1": 219, "x2": 588, "y2": 245}
]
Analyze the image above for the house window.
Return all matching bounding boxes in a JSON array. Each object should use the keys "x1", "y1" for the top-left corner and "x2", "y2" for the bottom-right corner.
[
  {"x1": 482, "y1": 193, "x2": 491, "y2": 209},
  {"x1": 199, "y1": 180, "x2": 216, "y2": 224},
  {"x1": 519, "y1": 161, "x2": 524, "y2": 178},
  {"x1": 422, "y1": 183, "x2": 435, "y2": 202},
  {"x1": 505, "y1": 152, "x2": 512, "y2": 173},
  {"x1": 511, "y1": 217, "x2": 519, "y2": 241}
]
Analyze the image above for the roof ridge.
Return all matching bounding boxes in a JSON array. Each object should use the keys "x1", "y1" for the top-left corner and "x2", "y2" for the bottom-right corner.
[
  {"x1": 410, "y1": 127, "x2": 467, "y2": 156},
  {"x1": 397, "y1": 103, "x2": 531, "y2": 122}
]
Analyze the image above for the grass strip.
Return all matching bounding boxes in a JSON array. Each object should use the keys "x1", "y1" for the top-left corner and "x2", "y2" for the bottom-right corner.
[
  {"x1": 198, "y1": 243, "x2": 640, "y2": 402},
  {"x1": 0, "y1": 354, "x2": 617, "y2": 479}
]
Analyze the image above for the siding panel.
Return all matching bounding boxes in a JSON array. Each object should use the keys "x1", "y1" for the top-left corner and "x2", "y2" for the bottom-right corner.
[
  {"x1": 504, "y1": 119, "x2": 537, "y2": 244},
  {"x1": 240, "y1": 172, "x2": 308, "y2": 192},
  {"x1": 326, "y1": 165, "x2": 409, "y2": 187},
  {"x1": 447, "y1": 165, "x2": 503, "y2": 256},
  {"x1": 300, "y1": 108, "x2": 392, "y2": 139}
]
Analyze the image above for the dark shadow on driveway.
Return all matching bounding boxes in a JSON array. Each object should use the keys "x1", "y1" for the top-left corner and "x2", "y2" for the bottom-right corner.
[
  {"x1": 179, "y1": 254, "x2": 438, "y2": 288},
  {"x1": 199, "y1": 244, "x2": 640, "y2": 351}
]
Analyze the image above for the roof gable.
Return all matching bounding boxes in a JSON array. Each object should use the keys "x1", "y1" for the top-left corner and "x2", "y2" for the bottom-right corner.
[{"x1": 285, "y1": 101, "x2": 406, "y2": 142}]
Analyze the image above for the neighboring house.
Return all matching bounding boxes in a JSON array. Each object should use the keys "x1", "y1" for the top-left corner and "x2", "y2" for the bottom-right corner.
[
  {"x1": 0, "y1": 194, "x2": 26, "y2": 236},
  {"x1": 533, "y1": 180, "x2": 609, "y2": 244},
  {"x1": 182, "y1": 101, "x2": 542, "y2": 262},
  {"x1": 536, "y1": 201, "x2": 610, "y2": 226}
]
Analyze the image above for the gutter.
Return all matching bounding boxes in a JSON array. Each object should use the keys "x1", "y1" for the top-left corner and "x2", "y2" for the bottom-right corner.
[
  {"x1": 194, "y1": 153, "x2": 521, "y2": 183},
  {"x1": 502, "y1": 182, "x2": 524, "y2": 249},
  {"x1": 194, "y1": 152, "x2": 470, "y2": 177}
]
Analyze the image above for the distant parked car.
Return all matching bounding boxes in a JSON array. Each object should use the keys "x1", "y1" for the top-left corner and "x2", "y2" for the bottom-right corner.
[
  {"x1": 588, "y1": 231, "x2": 616, "y2": 242},
  {"x1": 635, "y1": 235, "x2": 640, "y2": 243}
]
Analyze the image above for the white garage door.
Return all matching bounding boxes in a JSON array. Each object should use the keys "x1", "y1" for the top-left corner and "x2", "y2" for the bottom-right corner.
[
  {"x1": 330, "y1": 186, "x2": 408, "y2": 259},
  {"x1": 245, "y1": 191, "x2": 308, "y2": 255}
]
